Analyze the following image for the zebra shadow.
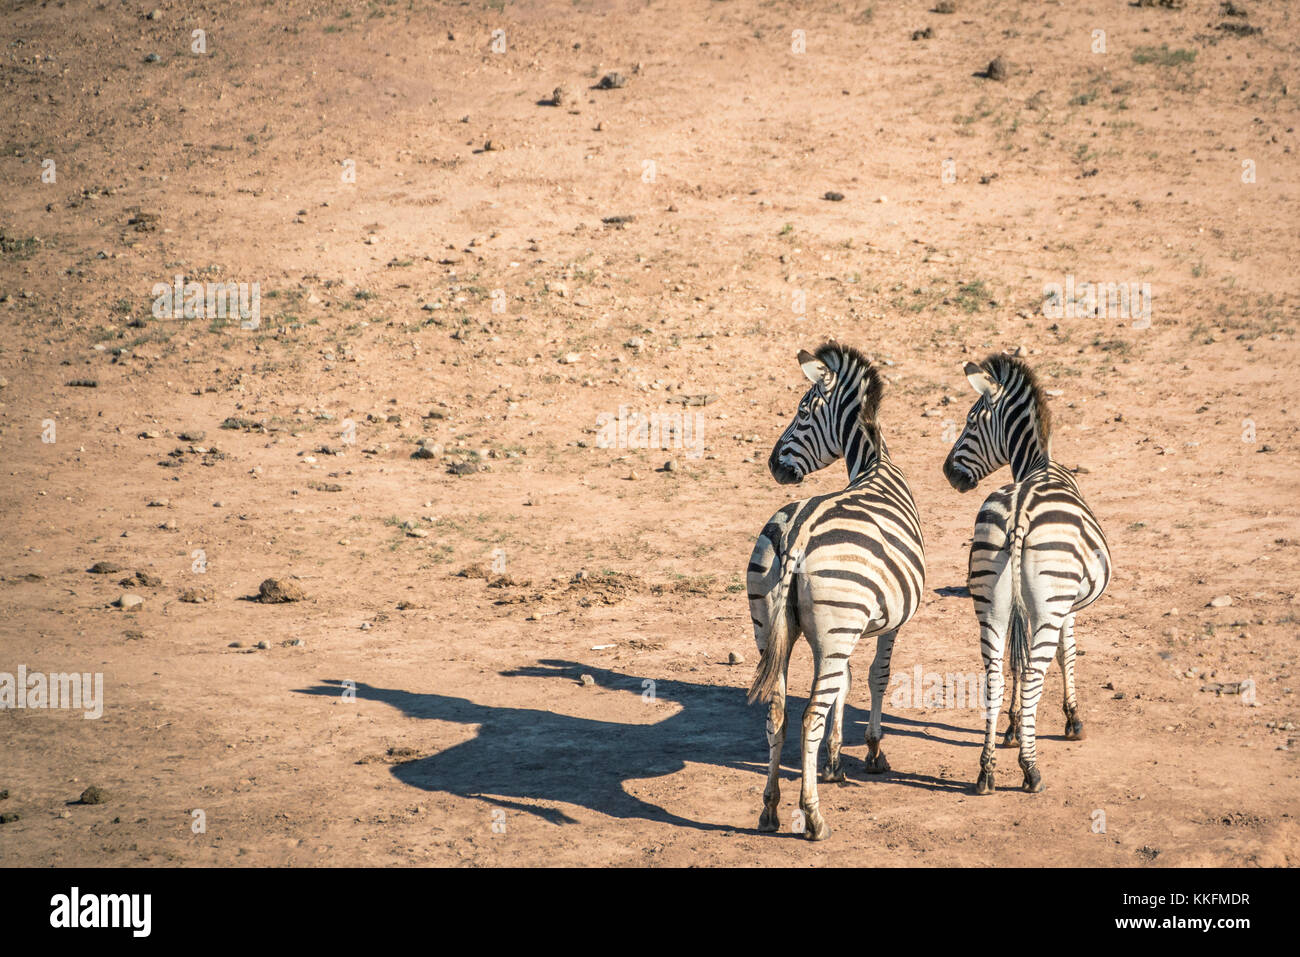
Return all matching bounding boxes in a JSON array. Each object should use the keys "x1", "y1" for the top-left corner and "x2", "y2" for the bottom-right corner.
[{"x1": 296, "y1": 659, "x2": 974, "y2": 831}]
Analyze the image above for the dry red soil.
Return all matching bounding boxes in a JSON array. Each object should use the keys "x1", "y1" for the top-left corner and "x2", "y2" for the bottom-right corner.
[{"x1": 0, "y1": 0, "x2": 1297, "y2": 866}]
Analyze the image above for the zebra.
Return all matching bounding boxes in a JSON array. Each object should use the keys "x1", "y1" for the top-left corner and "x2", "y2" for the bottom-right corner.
[
  {"x1": 746, "y1": 341, "x2": 925, "y2": 840},
  {"x1": 942, "y1": 355, "x2": 1111, "y2": 795}
]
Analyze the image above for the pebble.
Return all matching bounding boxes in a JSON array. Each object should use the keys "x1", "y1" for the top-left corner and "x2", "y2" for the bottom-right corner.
[
  {"x1": 117, "y1": 594, "x2": 144, "y2": 611},
  {"x1": 579, "y1": 673, "x2": 596, "y2": 686},
  {"x1": 728, "y1": 652, "x2": 745, "y2": 666},
  {"x1": 1209, "y1": 595, "x2": 1233, "y2": 608}
]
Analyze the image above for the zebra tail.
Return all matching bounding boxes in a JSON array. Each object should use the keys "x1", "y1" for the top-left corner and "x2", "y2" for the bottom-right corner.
[
  {"x1": 1007, "y1": 522, "x2": 1030, "y2": 682},
  {"x1": 747, "y1": 552, "x2": 798, "y2": 706}
]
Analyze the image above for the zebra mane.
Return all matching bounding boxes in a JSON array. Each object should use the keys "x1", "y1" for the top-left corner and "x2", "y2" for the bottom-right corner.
[
  {"x1": 979, "y1": 353, "x2": 1053, "y2": 447},
  {"x1": 814, "y1": 340, "x2": 884, "y2": 430}
]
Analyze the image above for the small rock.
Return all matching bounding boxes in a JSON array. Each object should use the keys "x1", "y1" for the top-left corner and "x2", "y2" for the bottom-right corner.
[
  {"x1": 987, "y1": 56, "x2": 1009, "y2": 81},
  {"x1": 597, "y1": 72, "x2": 627, "y2": 89},
  {"x1": 256, "y1": 640, "x2": 271, "y2": 650},
  {"x1": 728, "y1": 652, "x2": 745, "y2": 666},
  {"x1": 1209, "y1": 595, "x2": 1233, "y2": 608},
  {"x1": 579, "y1": 673, "x2": 596, "y2": 686},
  {"x1": 823, "y1": 191, "x2": 845, "y2": 202},
  {"x1": 89, "y1": 561, "x2": 122, "y2": 574},
  {"x1": 116, "y1": 594, "x2": 144, "y2": 611},
  {"x1": 78, "y1": 786, "x2": 107, "y2": 805},
  {"x1": 0, "y1": 812, "x2": 20, "y2": 824}
]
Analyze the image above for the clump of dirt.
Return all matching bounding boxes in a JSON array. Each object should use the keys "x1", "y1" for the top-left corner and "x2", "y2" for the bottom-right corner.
[{"x1": 258, "y1": 578, "x2": 306, "y2": 603}]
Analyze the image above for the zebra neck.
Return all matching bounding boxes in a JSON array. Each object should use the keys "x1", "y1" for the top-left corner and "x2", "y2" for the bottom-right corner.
[
  {"x1": 845, "y1": 431, "x2": 883, "y2": 484},
  {"x1": 1009, "y1": 447, "x2": 1051, "y2": 482},
  {"x1": 1006, "y1": 421, "x2": 1050, "y2": 482}
]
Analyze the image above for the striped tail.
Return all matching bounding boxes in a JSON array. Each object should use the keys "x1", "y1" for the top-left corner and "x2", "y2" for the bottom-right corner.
[
  {"x1": 1007, "y1": 518, "x2": 1030, "y2": 682},
  {"x1": 747, "y1": 549, "x2": 800, "y2": 705}
]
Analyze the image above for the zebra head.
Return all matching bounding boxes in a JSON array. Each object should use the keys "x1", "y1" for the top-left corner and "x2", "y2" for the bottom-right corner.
[
  {"x1": 943, "y1": 355, "x2": 1052, "y2": 492},
  {"x1": 769, "y1": 341, "x2": 883, "y2": 485}
]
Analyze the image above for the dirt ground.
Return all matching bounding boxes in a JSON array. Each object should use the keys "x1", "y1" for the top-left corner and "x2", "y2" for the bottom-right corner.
[{"x1": 0, "y1": 0, "x2": 1297, "y2": 867}]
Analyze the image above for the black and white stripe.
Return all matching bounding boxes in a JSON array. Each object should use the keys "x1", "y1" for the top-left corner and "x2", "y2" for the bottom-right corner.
[
  {"x1": 747, "y1": 341, "x2": 925, "y2": 840},
  {"x1": 943, "y1": 355, "x2": 1111, "y2": 795}
]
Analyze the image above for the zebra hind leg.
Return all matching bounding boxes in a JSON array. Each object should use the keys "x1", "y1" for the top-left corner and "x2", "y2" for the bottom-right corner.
[
  {"x1": 1058, "y1": 613, "x2": 1084, "y2": 740},
  {"x1": 754, "y1": 601, "x2": 794, "y2": 832},
  {"x1": 863, "y1": 629, "x2": 897, "y2": 774},
  {"x1": 1001, "y1": 665, "x2": 1022, "y2": 749},
  {"x1": 798, "y1": 651, "x2": 849, "y2": 841},
  {"x1": 819, "y1": 659, "x2": 849, "y2": 783},
  {"x1": 758, "y1": 668, "x2": 787, "y2": 832},
  {"x1": 1016, "y1": 632, "x2": 1061, "y2": 794},
  {"x1": 975, "y1": 622, "x2": 1006, "y2": 796}
]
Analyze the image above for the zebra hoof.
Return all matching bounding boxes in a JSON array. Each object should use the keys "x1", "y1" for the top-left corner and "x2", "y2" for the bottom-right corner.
[
  {"x1": 819, "y1": 762, "x2": 847, "y2": 784},
  {"x1": 973, "y1": 771, "x2": 995, "y2": 795},
  {"x1": 1064, "y1": 718, "x2": 1085, "y2": 740},
  {"x1": 864, "y1": 751, "x2": 890, "y2": 774},
  {"x1": 758, "y1": 807, "x2": 780, "y2": 833},
  {"x1": 803, "y1": 809, "x2": 830, "y2": 841},
  {"x1": 1000, "y1": 728, "x2": 1020, "y2": 749},
  {"x1": 1021, "y1": 766, "x2": 1044, "y2": 793}
]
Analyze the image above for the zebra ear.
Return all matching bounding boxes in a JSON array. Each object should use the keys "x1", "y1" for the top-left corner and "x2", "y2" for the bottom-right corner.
[
  {"x1": 964, "y1": 362, "x2": 999, "y2": 398},
  {"x1": 799, "y1": 350, "x2": 836, "y2": 390}
]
